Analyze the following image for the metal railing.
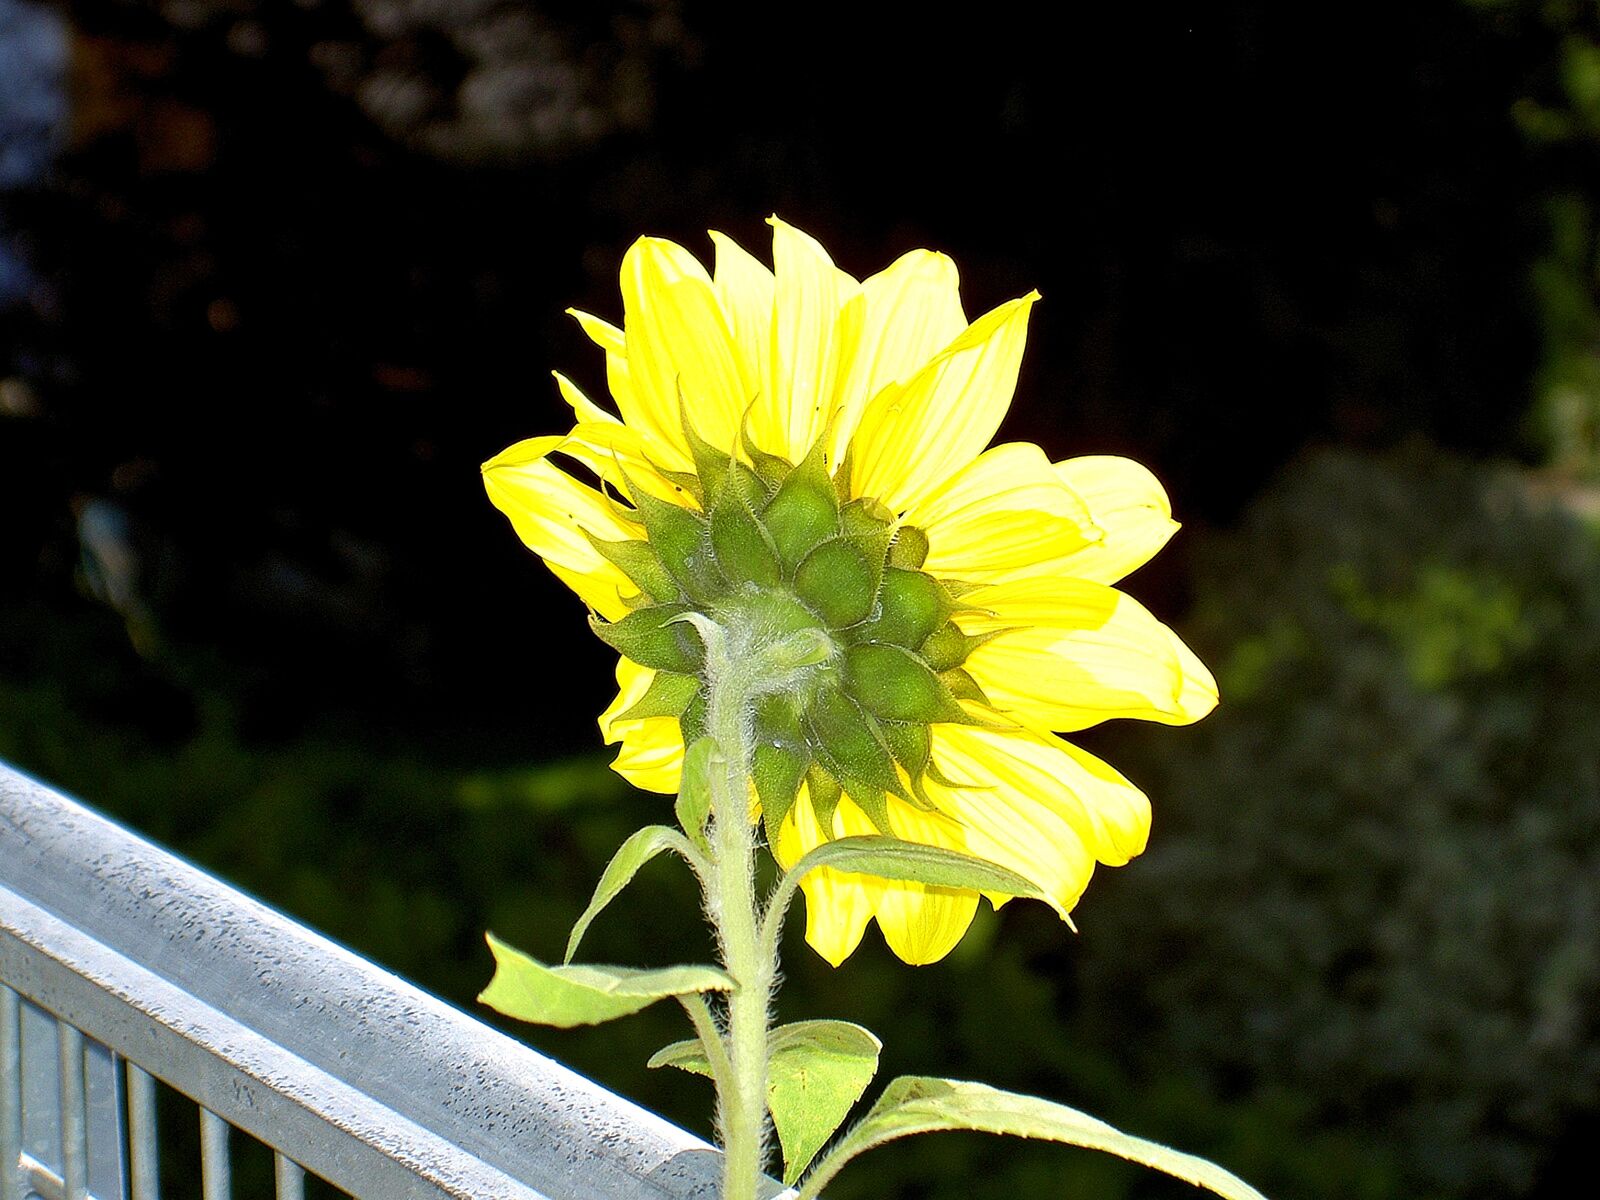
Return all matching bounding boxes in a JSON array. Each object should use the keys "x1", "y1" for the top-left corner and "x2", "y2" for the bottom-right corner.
[{"x1": 0, "y1": 760, "x2": 780, "y2": 1199}]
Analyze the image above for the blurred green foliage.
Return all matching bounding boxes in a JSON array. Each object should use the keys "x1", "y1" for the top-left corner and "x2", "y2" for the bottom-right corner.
[
  {"x1": 1077, "y1": 446, "x2": 1600, "y2": 1198},
  {"x1": 1472, "y1": 0, "x2": 1600, "y2": 475}
]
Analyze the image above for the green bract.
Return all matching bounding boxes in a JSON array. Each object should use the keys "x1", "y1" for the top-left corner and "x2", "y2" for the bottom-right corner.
[{"x1": 590, "y1": 434, "x2": 988, "y2": 845}]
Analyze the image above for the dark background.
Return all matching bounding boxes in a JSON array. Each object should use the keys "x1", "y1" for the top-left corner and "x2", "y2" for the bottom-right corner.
[{"x1": 3, "y1": 2, "x2": 1599, "y2": 1197}]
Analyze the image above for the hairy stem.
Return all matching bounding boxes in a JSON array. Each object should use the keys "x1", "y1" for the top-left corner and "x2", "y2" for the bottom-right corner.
[{"x1": 705, "y1": 646, "x2": 775, "y2": 1200}]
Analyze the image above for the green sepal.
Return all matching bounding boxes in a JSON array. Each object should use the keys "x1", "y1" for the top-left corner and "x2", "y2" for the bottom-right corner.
[
  {"x1": 842, "y1": 780, "x2": 893, "y2": 834},
  {"x1": 655, "y1": 467, "x2": 704, "y2": 508},
  {"x1": 845, "y1": 643, "x2": 968, "y2": 724},
  {"x1": 710, "y1": 490, "x2": 784, "y2": 587},
  {"x1": 840, "y1": 496, "x2": 895, "y2": 537},
  {"x1": 804, "y1": 686, "x2": 906, "y2": 799},
  {"x1": 565, "y1": 825, "x2": 698, "y2": 963},
  {"x1": 755, "y1": 741, "x2": 809, "y2": 847},
  {"x1": 590, "y1": 605, "x2": 704, "y2": 673},
  {"x1": 763, "y1": 439, "x2": 840, "y2": 570},
  {"x1": 806, "y1": 765, "x2": 843, "y2": 833},
  {"x1": 679, "y1": 690, "x2": 709, "y2": 747},
  {"x1": 920, "y1": 621, "x2": 971, "y2": 671},
  {"x1": 627, "y1": 488, "x2": 722, "y2": 602},
  {"x1": 879, "y1": 721, "x2": 935, "y2": 808},
  {"x1": 924, "y1": 757, "x2": 971, "y2": 791},
  {"x1": 679, "y1": 399, "x2": 731, "y2": 502},
  {"x1": 888, "y1": 524, "x2": 929, "y2": 568},
  {"x1": 614, "y1": 671, "x2": 701, "y2": 723},
  {"x1": 794, "y1": 536, "x2": 883, "y2": 628},
  {"x1": 724, "y1": 458, "x2": 772, "y2": 509},
  {"x1": 854, "y1": 568, "x2": 950, "y2": 649},
  {"x1": 478, "y1": 933, "x2": 731, "y2": 1029},
  {"x1": 831, "y1": 441, "x2": 856, "y2": 504},
  {"x1": 585, "y1": 533, "x2": 682, "y2": 605},
  {"x1": 940, "y1": 578, "x2": 987, "y2": 601},
  {"x1": 939, "y1": 666, "x2": 991, "y2": 707},
  {"x1": 739, "y1": 408, "x2": 799, "y2": 490},
  {"x1": 677, "y1": 737, "x2": 717, "y2": 853}
]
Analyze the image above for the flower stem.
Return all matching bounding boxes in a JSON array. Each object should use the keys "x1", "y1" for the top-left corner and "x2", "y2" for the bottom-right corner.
[{"x1": 705, "y1": 646, "x2": 774, "y2": 1200}]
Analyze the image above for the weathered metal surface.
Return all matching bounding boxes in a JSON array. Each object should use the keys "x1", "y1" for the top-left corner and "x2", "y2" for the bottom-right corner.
[{"x1": 0, "y1": 761, "x2": 789, "y2": 1199}]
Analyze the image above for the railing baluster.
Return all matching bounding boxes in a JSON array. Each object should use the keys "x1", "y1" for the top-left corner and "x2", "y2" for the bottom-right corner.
[
  {"x1": 56, "y1": 1022, "x2": 88, "y2": 1200},
  {"x1": 1, "y1": 986, "x2": 20, "y2": 1200},
  {"x1": 199, "y1": 1108, "x2": 230, "y2": 1200},
  {"x1": 273, "y1": 1152, "x2": 305, "y2": 1200},
  {"x1": 126, "y1": 1063, "x2": 159, "y2": 1200}
]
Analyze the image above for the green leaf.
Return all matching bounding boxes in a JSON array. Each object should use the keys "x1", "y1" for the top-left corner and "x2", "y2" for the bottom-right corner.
[
  {"x1": 478, "y1": 934, "x2": 731, "y2": 1029},
  {"x1": 565, "y1": 826, "x2": 698, "y2": 963},
  {"x1": 844, "y1": 643, "x2": 967, "y2": 724},
  {"x1": 646, "y1": 1037, "x2": 714, "y2": 1077},
  {"x1": 795, "y1": 1076, "x2": 1269, "y2": 1200},
  {"x1": 614, "y1": 671, "x2": 701, "y2": 723},
  {"x1": 779, "y1": 836, "x2": 1064, "y2": 918},
  {"x1": 677, "y1": 737, "x2": 718, "y2": 853},
  {"x1": 767, "y1": 1021, "x2": 882, "y2": 1184},
  {"x1": 589, "y1": 604, "x2": 703, "y2": 673},
  {"x1": 646, "y1": 1021, "x2": 883, "y2": 1188}
]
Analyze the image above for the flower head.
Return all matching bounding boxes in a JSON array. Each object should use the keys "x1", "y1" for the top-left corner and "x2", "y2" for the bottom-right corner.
[{"x1": 483, "y1": 218, "x2": 1217, "y2": 966}]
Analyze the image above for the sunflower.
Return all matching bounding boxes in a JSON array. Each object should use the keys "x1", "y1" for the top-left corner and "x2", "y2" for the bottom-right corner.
[{"x1": 483, "y1": 217, "x2": 1217, "y2": 967}]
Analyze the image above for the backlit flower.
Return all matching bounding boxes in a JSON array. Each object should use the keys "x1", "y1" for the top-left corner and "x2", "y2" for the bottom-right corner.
[{"x1": 483, "y1": 218, "x2": 1216, "y2": 966}]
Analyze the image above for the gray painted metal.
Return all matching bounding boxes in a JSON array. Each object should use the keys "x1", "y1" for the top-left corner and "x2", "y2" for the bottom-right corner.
[
  {"x1": 126, "y1": 1064, "x2": 157, "y2": 1200},
  {"x1": 0, "y1": 761, "x2": 792, "y2": 1199}
]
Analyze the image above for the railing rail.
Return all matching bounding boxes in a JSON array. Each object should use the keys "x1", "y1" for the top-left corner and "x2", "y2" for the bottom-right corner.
[{"x1": 0, "y1": 760, "x2": 775, "y2": 1199}]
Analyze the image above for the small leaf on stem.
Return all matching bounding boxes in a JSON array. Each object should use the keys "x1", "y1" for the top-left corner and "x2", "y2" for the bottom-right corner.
[{"x1": 479, "y1": 933, "x2": 731, "y2": 1029}]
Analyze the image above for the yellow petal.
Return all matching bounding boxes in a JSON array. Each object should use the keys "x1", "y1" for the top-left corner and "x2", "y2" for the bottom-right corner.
[
  {"x1": 1050, "y1": 456, "x2": 1181, "y2": 584},
  {"x1": 709, "y1": 230, "x2": 775, "y2": 398},
  {"x1": 480, "y1": 436, "x2": 642, "y2": 619},
  {"x1": 829, "y1": 249, "x2": 966, "y2": 459},
  {"x1": 598, "y1": 656, "x2": 654, "y2": 741},
  {"x1": 960, "y1": 576, "x2": 1219, "y2": 731},
  {"x1": 907, "y1": 441, "x2": 1100, "y2": 582},
  {"x1": 848, "y1": 292, "x2": 1039, "y2": 512},
  {"x1": 869, "y1": 797, "x2": 980, "y2": 965},
  {"x1": 548, "y1": 411, "x2": 700, "y2": 508},
  {"x1": 619, "y1": 237, "x2": 751, "y2": 469},
  {"x1": 552, "y1": 369, "x2": 620, "y2": 427},
  {"x1": 597, "y1": 658, "x2": 685, "y2": 793},
  {"x1": 773, "y1": 788, "x2": 879, "y2": 967},
  {"x1": 567, "y1": 309, "x2": 641, "y2": 435},
  {"x1": 611, "y1": 717, "x2": 684, "y2": 793},
  {"x1": 927, "y1": 723, "x2": 1150, "y2": 913},
  {"x1": 757, "y1": 217, "x2": 861, "y2": 460}
]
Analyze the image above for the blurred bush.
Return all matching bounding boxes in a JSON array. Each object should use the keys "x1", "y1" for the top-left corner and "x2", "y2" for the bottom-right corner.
[{"x1": 1074, "y1": 446, "x2": 1600, "y2": 1198}]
